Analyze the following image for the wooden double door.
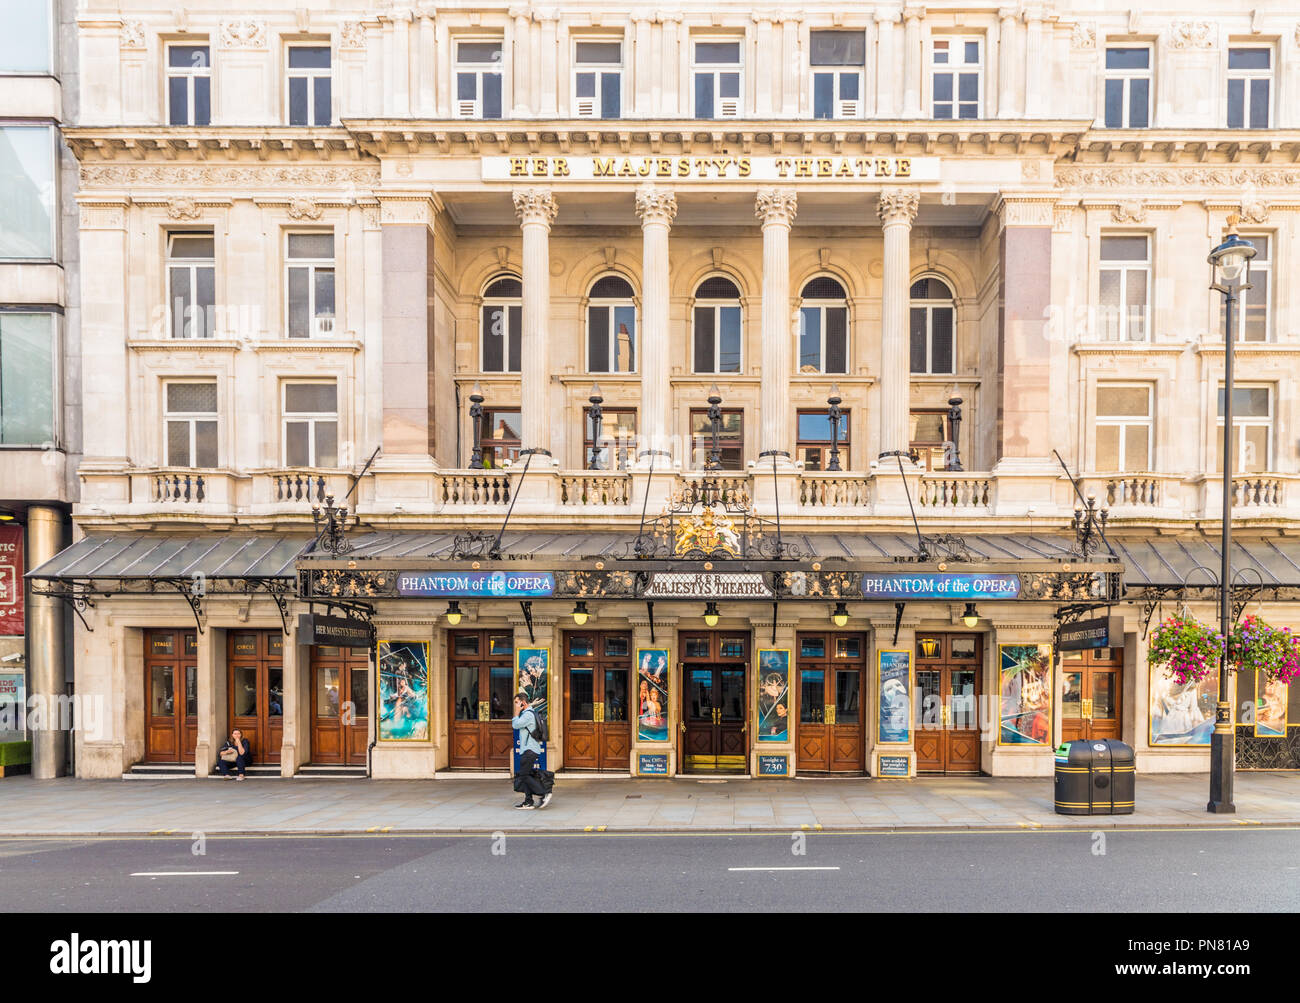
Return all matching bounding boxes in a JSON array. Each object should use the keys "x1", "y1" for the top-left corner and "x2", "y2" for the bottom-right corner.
[
  {"x1": 796, "y1": 632, "x2": 866, "y2": 773},
  {"x1": 1061, "y1": 647, "x2": 1124, "y2": 744},
  {"x1": 310, "y1": 644, "x2": 370, "y2": 765},
  {"x1": 563, "y1": 631, "x2": 632, "y2": 771},
  {"x1": 681, "y1": 632, "x2": 749, "y2": 774},
  {"x1": 448, "y1": 630, "x2": 515, "y2": 769},
  {"x1": 914, "y1": 632, "x2": 983, "y2": 774},
  {"x1": 143, "y1": 629, "x2": 198, "y2": 763},
  {"x1": 228, "y1": 630, "x2": 283, "y2": 765}
]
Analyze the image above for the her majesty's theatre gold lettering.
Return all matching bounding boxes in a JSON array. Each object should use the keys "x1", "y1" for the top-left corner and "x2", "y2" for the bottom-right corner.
[{"x1": 483, "y1": 155, "x2": 938, "y2": 182}]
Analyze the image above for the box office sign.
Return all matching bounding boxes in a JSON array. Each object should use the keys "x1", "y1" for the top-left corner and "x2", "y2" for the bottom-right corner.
[
  {"x1": 396, "y1": 572, "x2": 556, "y2": 598},
  {"x1": 0, "y1": 524, "x2": 23, "y2": 637},
  {"x1": 637, "y1": 753, "x2": 669, "y2": 776},
  {"x1": 643, "y1": 572, "x2": 772, "y2": 600},
  {"x1": 860, "y1": 573, "x2": 1021, "y2": 600},
  {"x1": 484, "y1": 155, "x2": 940, "y2": 182}
]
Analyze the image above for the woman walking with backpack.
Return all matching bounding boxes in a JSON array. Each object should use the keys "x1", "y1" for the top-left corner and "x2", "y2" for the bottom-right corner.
[{"x1": 510, "y1": 692, "x2": 553, "y2": 809}]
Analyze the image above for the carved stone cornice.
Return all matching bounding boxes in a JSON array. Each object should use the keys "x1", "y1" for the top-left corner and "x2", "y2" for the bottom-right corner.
[
  {"x1": 219, "y1": 19, "x2": 268, "y2": 49},
  {"x1": 755, "y1": 189, "x2": 798, "y2": 227},
  {"x1": 1057, "y1": 165, "x2": 1300, "y2": 190},
  {"x1": 77, "y1": 198, "x2": 130, "y2": 230},
  {"x1": 876, "y1": 189, "x2": 919, "y2": 226},
  {"x1": 1169, "y1": 20, "x2": 1215, "y2": 50},
  {"x1": 377, "y1": 193, "x2": 443, "y2": 226},
  {"x1": 513, "y1": 187, "x2": 558, "y2": 226},
  {"x1": 78, "y1": 163, "x2": 381, "y2": 191},
  {"x1": 635, "y1": 186, "x2": 677, "y2": 227},
  {"x1": 998, "y1": 196, "x2": 1055, "y2": 227}
]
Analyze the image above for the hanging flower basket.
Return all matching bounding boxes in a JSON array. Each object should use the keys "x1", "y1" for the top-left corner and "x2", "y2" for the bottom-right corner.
[
  {"x1": 1146, "y1": 614, "x2": 1223, "y2": 686},
  {"x1": 1229, "y1": 615, "x2": 1300, "y2": 685}
]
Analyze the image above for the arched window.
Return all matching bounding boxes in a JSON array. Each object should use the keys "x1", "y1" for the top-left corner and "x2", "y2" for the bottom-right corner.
[
  {"x1": 587, "y1": 274, "x2": 636, "y2": 373},
  {"x1": 909, "y1": 276, "x2": 955, "y2": 375},
  {"x1": 692, "y1": 275, "x2": 742, "y2": 374},
  {"x1": 798, "y1": 276, "x2": 849, "y2": 373},
  {"x1": 481, "y1": 274, "x2": 522, "y2": 373}
]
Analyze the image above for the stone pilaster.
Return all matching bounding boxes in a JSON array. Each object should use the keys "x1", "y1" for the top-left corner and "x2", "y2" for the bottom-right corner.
[
  {"x1": 514, "y1": 188, "x2": 558, "y2": 456},
  {"x1": 902, "y1": 6, "x2": 925, "y2": 117},
  {"x1": 756, "y1": 189, "x2": 798, "y2": 467},
  {"x1": 876, "y1": 190, "x2": 919, "y2": 459},
  {"x1": 635, "y1": 186, "x2": 677, "y2": 465}
]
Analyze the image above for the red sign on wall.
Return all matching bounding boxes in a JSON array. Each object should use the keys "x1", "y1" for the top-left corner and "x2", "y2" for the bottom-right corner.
[{"x1": 0, "y1": 525, "x2": 24, "y2": 637}]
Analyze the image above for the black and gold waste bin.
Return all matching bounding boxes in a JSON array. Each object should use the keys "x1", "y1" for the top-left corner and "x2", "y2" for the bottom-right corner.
[{"x1": 1054, "y1": 739, "x2": 1135, "y2": 815}]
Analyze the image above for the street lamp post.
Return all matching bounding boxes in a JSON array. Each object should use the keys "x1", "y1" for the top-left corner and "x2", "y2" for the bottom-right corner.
[
  {"x1": 1206, "y1": 214, "x2": 1256, "y2": 815},
  {"x1": 588, "y1": 383, "x2": 604, "y2": 469},
  {"x1": 468, "y1": 381, "x2": 485, "y2": 470},
  {"x1": 706, "y1": 384, "x2": 723, "y2": 472},
  {"x1": 826, "y1": 383, "x2": 843, "y2": 472},
  {"x1": 946, "y1": 396, "x2": 964, "y2": 472}
]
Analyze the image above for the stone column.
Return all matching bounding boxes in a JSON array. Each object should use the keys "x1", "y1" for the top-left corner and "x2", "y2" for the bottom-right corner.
[
  {"x1": 635, "y1": 186, "x2": 677, "y2": 465},
  {"x1": 756, "y1": 190, "x2": 798, "y2": 466},
  {"x1": 902, "y1": 6, "x2": 925, "y2": 118},
  {"x1": 514, "y1": 188, "x2": 558, "y2": 455},
  {"x1": 510, "y1": 7, "x2": 531, "y2": 116},
  {"x1": 877, "y1": 190, "x2": 919, "y2": 458},
  {"x1": 998, "y1": 7, "x2": 1021, "y2": 117},
  {"x1": 26, "y1": 507, "x2": 65, "y2": 779}
]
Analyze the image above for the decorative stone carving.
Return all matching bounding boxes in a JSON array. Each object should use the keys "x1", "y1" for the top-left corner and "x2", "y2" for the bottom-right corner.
[
  {"x1": 1169, "y1": 20, "x2": 1214, "y2": 49},
  {"x1": 513, "y1": 188, "x2": 558, "y2": 226},
  {"x1": 287, "y1": 197, "x2": 324, "y2": 221},
  {"x1": 1000, "y1": 198, "x2": 1054, "y2": 227},
  {"x1": 1071, "y1": 22, "x2": 1096, "y2": 49},
  {"x1": 340, "y1": 21, "x2": 367, "y2": 49},
  {"x1": 79, "y1": 203, "x2": 128, "y2": 230},
  {"x1": 1052, "y1": 205, "x2": 1076, "y2": 233},
  {"x1": 1057, "y1": 166, "x2": 1300, "y2": 189},
  {"x1": 653, "y1": 10, "x2": 683, "y2": 24},
  {"x1": 635, "y1": 187, "x2": 678, "y2": 226},
  {"x1": 876, "y1": 190, "x2": 919, "y2": 226},
  {"x1": 120, "y1": 20, "x2": 146, "y2": 48},
  {"x1": 220, "y1": 19, "x2": 268, "y2": 49},
  {"x1": 755, "y1": 189, "x2": 798, "y2": 226},
  {"x1": 79, "y1": 164, "x2": 382, "y2": 190},
  {"x1": 166, "y1": 198, "x2": 202, "y2": 221},
  {"x1": 1240, "y1": 200, "x2": 1270, "y2": 224},
  {"x1": 1111, "y1": 200, "x2": 1147, "y2": 223}
]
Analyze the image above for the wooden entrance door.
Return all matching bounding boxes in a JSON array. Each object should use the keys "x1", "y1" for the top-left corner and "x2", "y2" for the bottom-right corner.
[
  {"x1": 143, "y1": 629, "x2": 198, "y2": 763},
  {"x1": 310, "y1": 644, "x2": 370, "y2": 765},
  {"x1": 563, "y1": 631, "x2": 632, "y2": 771},
  {"x1": 680, "y1": 632, "x2": 748, "y2": 774},
  {"x1": 227, "y1": 630, "x2": 283, "y2": 765},
  {"x1": 914, "y1": 632, "x2": 983, "y2": 774},
  {"x1": 448, "y1": 630, "x2": 515, "y2": 769},
  {"x1": 796, "y1": 632, "x2": 866, "y2": 773},
  {"x1": 1062, "y1": 647, "x2": 1124, "y2": 744}
]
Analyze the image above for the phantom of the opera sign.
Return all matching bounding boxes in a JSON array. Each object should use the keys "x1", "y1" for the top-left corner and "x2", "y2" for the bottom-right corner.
[{"x1": 483, "y1": 155, "x2": 939, "y2": 182}]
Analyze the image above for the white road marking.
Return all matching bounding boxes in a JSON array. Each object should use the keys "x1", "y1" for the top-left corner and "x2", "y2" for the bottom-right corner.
[
  {"x1": 130, "y1": 871, "x2": 239, "y2": 877},
  {"x1": 727, "y1": 866, "x2": 840, "y2": 872}
]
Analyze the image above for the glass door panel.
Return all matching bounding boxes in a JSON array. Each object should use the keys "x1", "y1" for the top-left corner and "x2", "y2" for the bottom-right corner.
[
  {"x1": 1092, "y1": 672, "x2": 1115, "y2": 719},
  {"x1": 604, "y1": 668, "x2": 628, "y2": 722},
  {"x1": 915, "y1": 669, "x2": 941, "y2": 726},
  {"x1": 1062, "y1": 671, "x2": 1084, "y2": 720},
  {"x1": 718, "y1": 668, "x2": 746, "y2": 721},
  {"x1": 152, "y1": 665, "x2": 176, "y2": 717},
  {"x1": 688, "y1": 669, "x2": 714, "y2": 720},
  {"x1": 950, "y1": 669, "x2": 976, "y2": 729},
  {"x1": 233, "y1": 666, "x2": 258, "y2": 716},
  {"x1": 317, "y1": 666, "x2": 341, "y2": 718},
  {"x1": 570, "y1": 668, "x2": 595, "y2": 720},
  {"x1": 835, "y1": 670, "x2": 860, "y2": 724},
  {"x1": 454, "y1": 666, "x2": 479, "y2": 720},
  {"x1": 184, "y1": 666, "x2": 198, "y2": 718},
  {"x1": 800, "y1": 669, "x2": 825, "y2": 723},
  {"x1": 488, "y1": 666, "x2": 513, "y2": 719},
  {"x1": 268, "y1": 667, "x2": 284, "y2": 718},
  {"x1": 350, "y1": 668, "x2": 369, "y2": 719}
]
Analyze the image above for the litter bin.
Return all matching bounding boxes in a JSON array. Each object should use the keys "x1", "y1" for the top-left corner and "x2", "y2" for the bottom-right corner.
[{"x1": 1054, "y1": 739, "x2": 1135, "y2": 815}]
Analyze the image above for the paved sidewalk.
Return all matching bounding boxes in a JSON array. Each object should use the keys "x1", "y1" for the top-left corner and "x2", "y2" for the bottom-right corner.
[{"x1": 1, "y1": 772, "x2": 1297, "y2": 835}]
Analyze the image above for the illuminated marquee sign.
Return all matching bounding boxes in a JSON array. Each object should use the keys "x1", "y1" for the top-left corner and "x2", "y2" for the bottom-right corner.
[
  {"x1": 482, "y1": 155, "x2": 940, "y2": 182},
  {"x1": 860, "y1": 573, "x2": 1021, "y2": 600},
  {"x1": 643, "y1": 572, "x2": 773, "y2": 599},
  {"x1": 396, "y1": 572, "x2": 556, "y2": 598}
]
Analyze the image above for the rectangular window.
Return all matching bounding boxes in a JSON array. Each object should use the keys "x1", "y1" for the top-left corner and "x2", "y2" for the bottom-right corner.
[
  {"x1": 1227, "y1": 48, "x2": 1271, "y2": 129},
  {"x1": 0, "y1": 312, "x2": 55, "y2": 444},
  {"x1": 693, "y1": 39, "x2": 742, "y2": 119},
  {"x1": 0, "y1": 125, "x2": 55, "y2": 259},
  {"x1": 692, "y1": 304, "x2": 743, "y2": 374},
  {"x1": 583, "y1": 407, "x2": 637, "y2": 471},
  {"x1": 0, "y1": 0, "x2": 52, "y2": 74},
  {"x1": 810, "y1": 30, "x2": 865, "y2": 119},
  {"x1": 282, "y1": 382, "x2": 338, "y2": 468},
  {"x1": 455, "y1": 39, "x2": 504, "y2": 119},
  {"x1": 1095, "y1": 385, "x2": 1152, "y2": 472},
  {"x1": 588, "y1": 303, "x2": 635, "y2": 373},
  {"x1": 167, "y1": 233, "x2": 216, "y2": 339},
  {"x1": 1098, "y1": 234, "x2": 1150, "y2": 341},
  {"x1": 1216, "y1": 386, "x2": 1272, "y2": 474},
  {"x1": 574, "y1": 40, "x2": 621, "y2": 119},
  {"x1": 481, "y1": 408, "x2": 522, "y2": 468},
  {"x1": 797, "y1": 409, "x2": 850, "y2": 471},
  {"x1": 931, "y1": 37, "x2": 982, "y2": 119},
  {"x1": 286, "y1": 232, "x2": 336, "y2": 338},
  {"x1": 908, "y1": 410, "x2": 950, "y2": 471},
  {"x1": 168, "y1": 44, "x2": 211, "y2": 126},
  {"x1": 690, "y1": 408, "x2": 744, "y2": 470},
  {"x1": 798, "y1": 305, "x2": 848, "y2": 373},
  {"x1": 287, "y1": 45, "x2": 331, "y2": 126},
  {"x1": 1103, "y1": 46, "x2": 1151, "y2": 128},
  {"x1": 482, "y1": 303, "x2": 522, "y2": 372},
  {"x1": 163, "y1": 381, "x2": 218, "y2": 468},
  {"x1": 1219, "y1": 234, "x2": 1270, "y2": 342}
]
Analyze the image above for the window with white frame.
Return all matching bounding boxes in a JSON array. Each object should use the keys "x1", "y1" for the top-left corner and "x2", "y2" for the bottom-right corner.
[
  {"x1": 1098, "y1": 235, "x2": 1150, "y2": 341},
  {"x1": 1219, "y1": 234, "x2": 1270, "y2": 342},
  {"x1": 587, "y1": 275, "x2": 636, "y2": 373},
  {"x1": 1227, "y1": 47, "x2": 1271, "y2": 129},
  {"x1": 692, "y1": 276, "x2": 743, "y2": 374},
  {"x1": 164, "y1": 380, "x2": 218, "y2": 468},
  {"x1": 1103, "y1": 46, "x2": 1151, "y2": 128},
  {"x1": 0, "y1": 311, "x2": 56, "y2": 445},
  {"x1": 811, "y1": 30, "x2": 864, "y2": 119},
  {"x1": 1216, "y1": 385, "x2": 1272, "y2": 473},
  {"x1": 167, "y1": 232, "x2": 215, "y2": 339},
  {"x1": 909, "y1": 276, "x2": 955, "y2": 374},
  {"x1": 798, "y1": 276, "x2": 849, "y2": 373},
  {"x1": 1095, "y1": 385, "x2": 1152, "y2": 472},
  {"x1": 283, "y1": 381, "x2": 338, "y2": 468},
  {"x1": 481, "y1": 274, "x2": 522, "y2": 372},
  {"x1": 286, "y1": 233, "x2": 335, "y2": 338},
  {"x1": 574, "y1": 40, "x2": 621, "y2": 118},
  {"x1": 931, "y1": 37, "x2": 982, "y2": 119},
  {"x1": 167, "y1": 44, "x2": 211, "y2": 126},
  {"x1": 0, "y1": 0, "x2": 53, "y2": 74},
  {"x1": 286, "y1": 45, "x2": 331, "y2": 126},
  {"x1": 693, "y1": 39, "x2": 742, "y2": 119},
  {"x1": 455, "y1": 39, "x2": 504, "y2": 119}
]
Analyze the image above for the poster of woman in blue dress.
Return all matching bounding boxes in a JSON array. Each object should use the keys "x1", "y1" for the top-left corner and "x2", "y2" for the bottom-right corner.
[
  {"x1": 378, "y1": 640, "x2": 430, "y2": 741},
  {"x1": 637, "y1": 647, "x2": 670, "y2": 742},
  {"x1": 998, "y1": 644, "x2": 1052, "y2": 745},
  {"x1": 756, "y1": 649, "x2": 790, "y2": 742}
]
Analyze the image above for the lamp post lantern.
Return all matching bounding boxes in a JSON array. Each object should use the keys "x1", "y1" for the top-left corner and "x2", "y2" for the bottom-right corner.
[
  {"x1": 706, "y1": 384, "x2": 724, "y2": 472},
  {"x1": 588, "y1": 383, "x2": 604, "y2": 469},
  {"x1": 826, "y1": 383, "x2": 843, "y2": 472},
  {"x1": 946, "y1": 396, "x2": 964, "y2": 472},
  {"x1": 1206, "y1": 214, "x2": 1256, "y2": 815},
  {"x1": 468, "y1": 381, "x2": 485, "y2": 470}
]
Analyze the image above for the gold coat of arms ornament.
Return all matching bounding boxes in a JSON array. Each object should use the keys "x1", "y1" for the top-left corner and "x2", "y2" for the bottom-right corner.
[{"x1": 673, "y1": 506, "x2": 742, "y2": 558}]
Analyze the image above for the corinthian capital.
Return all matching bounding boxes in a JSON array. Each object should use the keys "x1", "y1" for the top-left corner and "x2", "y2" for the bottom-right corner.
[
  {"x1": 755, "y1": 189, "x2": 798, "y2": 227},
  {"x1": 513, "y1": 188, "x2": 558, "y2": 227},
  {"x1": 636, "y1": 187, "x2": 678, "y2": 227},
  {"x1": 877, "y1": 190, "x2": 920, "y2": 226}
]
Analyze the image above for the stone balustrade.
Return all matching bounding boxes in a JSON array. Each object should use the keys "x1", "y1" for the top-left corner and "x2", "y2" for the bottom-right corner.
[
  {"x1": 797, "y1": 473, "x2": 871, "y2": 509},
  {"x1": 560, "y1": 472, "x2": 633, "y2": 506},
  {"x1": 1233, "y1": 477, "x2": 1285, "y2": 509},
  {"x1": 917, "y1": 475, "x2": 993, "y2": 510},
  {"x1": 435, "y1": 470, "x2": 512, "y2": 507}
]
